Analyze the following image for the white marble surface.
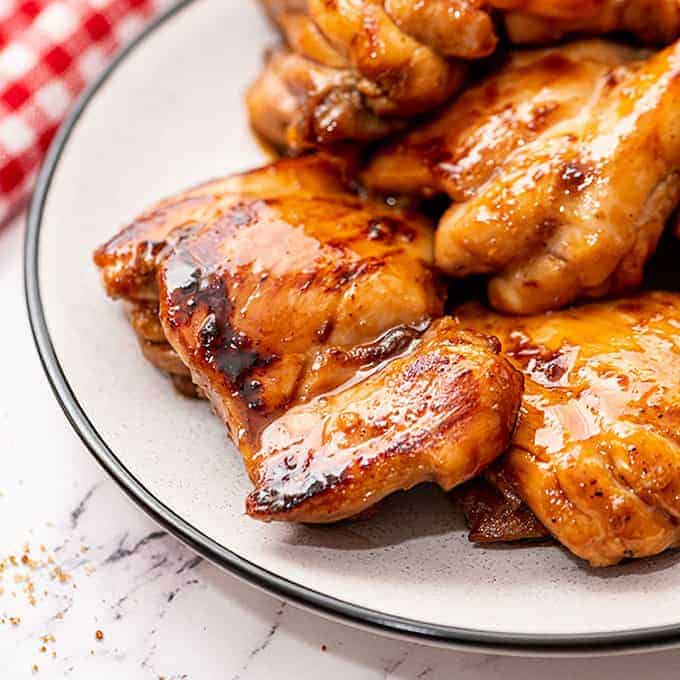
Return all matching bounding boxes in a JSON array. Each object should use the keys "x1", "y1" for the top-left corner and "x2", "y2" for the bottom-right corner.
[{"x1": 5, "y1": 210, "x2": 680, "y2": 679}]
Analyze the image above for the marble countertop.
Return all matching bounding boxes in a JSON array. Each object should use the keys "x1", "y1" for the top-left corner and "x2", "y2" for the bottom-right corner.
[{"x1": 4, "y1": 212, "x2": 680, "y2": 679}]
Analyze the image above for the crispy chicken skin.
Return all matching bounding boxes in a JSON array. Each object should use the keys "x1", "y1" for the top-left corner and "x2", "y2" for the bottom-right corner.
[
  {"x1": 249, "y1": 319, "x2": 522, "y2": 522},
  {"x1": 94, "y1": 155, "x2": 522, "y2": 523},
  {"x1": 364, "y1": 39, "x2": 680, "y2": 314},
  {"x1": 455, "y1": 292, "x2": 680, "y2": 566},
  {"x1": 499, "y1": 0, "x2": 680, "y2": 45},
  {"x1": 248, "y1": 0, "x2": 471, "y2": 151}
]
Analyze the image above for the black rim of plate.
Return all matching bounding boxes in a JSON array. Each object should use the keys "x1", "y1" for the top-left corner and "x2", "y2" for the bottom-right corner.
[{"x1": 23, "y1": 0, "x2": 680, "y2": 655}]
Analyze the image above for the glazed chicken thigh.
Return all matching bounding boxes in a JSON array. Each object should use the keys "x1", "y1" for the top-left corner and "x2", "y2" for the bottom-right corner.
[
  {"x1": 455, "y1": 292, "x2": 680, "y2": 566},
  {"x1": 249, "y1": 0, "x2": 680, "y2": 152},
  {"x1": 94, "y1": 155, "x2": 522, "y2": 523},
  {"x1": 248, "y1": 0, "x2": 475, "y2": 151},
  {"x1": 499, "y1": 0, "x2": 680, "y2": 45},
  {"x1": 364, "y1": 39, "x2": 680, "y2": 314}
]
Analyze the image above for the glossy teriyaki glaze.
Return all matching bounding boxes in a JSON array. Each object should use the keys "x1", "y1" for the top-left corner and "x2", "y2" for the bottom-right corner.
[
  {"x1": 248, "y1": 319, "x2": 522, "y2": 522},
  {"x1": 249, "y1": 1, "x2": 680, "y2": 153},
  {"x1": 94, "y1": 155, "x2": 523, "y2": 523},
  {"x1": 364, "y1": 39, "x2": 680, "y2": 314},
  {"x1": 499, "y1": 0, "x2": 680, "y2": 45},
  {"x1": 456, "y1": 292, "x2": 680, "y2": 566}
]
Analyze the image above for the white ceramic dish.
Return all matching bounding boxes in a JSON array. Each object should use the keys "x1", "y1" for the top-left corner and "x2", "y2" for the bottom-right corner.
[{"x1": 26, "y1": 0, "x2": 680, "y2": 655}]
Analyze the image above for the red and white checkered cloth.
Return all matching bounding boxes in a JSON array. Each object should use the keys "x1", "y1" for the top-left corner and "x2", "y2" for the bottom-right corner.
[{"x1": 0, "y1": 0, "x2": 175, "y2": 224}]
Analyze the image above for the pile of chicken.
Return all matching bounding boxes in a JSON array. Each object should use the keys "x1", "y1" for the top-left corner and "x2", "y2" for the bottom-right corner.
[{"x1": 95, "y1": 0, "x2": 680, "y2": 567}]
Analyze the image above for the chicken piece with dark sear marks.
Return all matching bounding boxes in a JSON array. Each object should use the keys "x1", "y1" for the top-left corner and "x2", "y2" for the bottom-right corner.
[
  {"x1": 94, "y1": 155, "x2": 523, "y2": 523},
  {"x1": 248, "y1": 319, "x2": 522, "y2": 522},
  {"x1": 454, "y1": 292, "x2": 680, "y2": 566},
  {"x1": 364, "y1": 39, "x2": 680, "y2": 314}
]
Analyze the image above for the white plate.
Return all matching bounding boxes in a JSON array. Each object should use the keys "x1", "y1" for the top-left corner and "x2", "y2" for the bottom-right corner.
[{"x1": 25, "y1": 0, "x2": 680, "y2": 655}]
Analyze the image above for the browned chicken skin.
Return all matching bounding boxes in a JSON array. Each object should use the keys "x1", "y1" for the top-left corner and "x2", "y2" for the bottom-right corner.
[
  {"x1": 246, "y1": 46, "x2": 413, "y2": 150},
  {"x1": 94, "y1": 155, "x2": 522, "y2": 523},
  {"x1": 249, "y1": 318, "x2": 521, "y2": 521},
  {"x1": 248, "y1": 0, "x2": 471, "y2": 151},
  {"x1": 499, "y1": 0, "x2": 680, "y2": 45},
  {"x1": 364, "y1": 39, "x2": 680, "y2": 314},
  {"x1": 249, "y1": 1, "x2": 680, "y2": 151},
  {"x1": 455, "y1": 292, "x2": 680, "y2": 566}
]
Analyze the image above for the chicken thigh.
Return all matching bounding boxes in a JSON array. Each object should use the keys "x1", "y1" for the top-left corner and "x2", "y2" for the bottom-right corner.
[
  {"x1": 499, "y1": 0, "x2": 680, "y2": 45},
  {"x1": 248, "y1": 0, "x2": 478, "y2": 151},
  {"x1": 94, "y1": 155, "x2": 522, "y2": 523},
  {"x1": 250, "y1": 0, "x2": 680, "y2": 152},
  {"x1": 364, "y1": 39, "x2": 680, "y2": 314},
  {"x1": 455, "y1": 292, "x2": 680, "y2": 566}
]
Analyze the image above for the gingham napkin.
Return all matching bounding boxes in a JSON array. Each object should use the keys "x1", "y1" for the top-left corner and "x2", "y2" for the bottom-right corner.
[{"x1": 0, "y1": 0, "x2": 175, "y2": 224}]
